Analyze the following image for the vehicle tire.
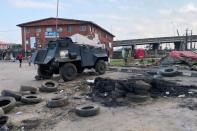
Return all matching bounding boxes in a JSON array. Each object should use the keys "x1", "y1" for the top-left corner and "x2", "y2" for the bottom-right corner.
[
  {"x1": 39, "y1": 80, "x2": 58, "y2": 92},
  {"x1": 126, "y1": 93, "x2": 149, "y2": 102},
  {"x1": 159, "y1": 67, "x2": 178, "y2": 77},
  {"x1": 0, "y1": 97, "x2": 16, "y2": 113},
  {"x1": 21, "y1": 95, "x2": 43, "y2": 104},
  {"x1": 60, "y1": 63, "x2": 77, "y2": 81},
  {"x1": 95, "y1": 60, "x2": 106, "y2": 75},
  {"x1": 0, "y1": 116, "x2": 9, "y2": 127},
  {"x1": 75, "y1": 105, "x2": 100, "y2": 117},
  {"x1": 20, "y1": 85, "x2": 38, "y2": 94},
  {"x1": 47, "y1": 96, "x2": 69, "y2": 108},
  {"x1": 37, "y1": 65, "x2": 53, "y2": 79},
  {"x1": 1, "y1": 90, "x2": 22, "y2": 101}
]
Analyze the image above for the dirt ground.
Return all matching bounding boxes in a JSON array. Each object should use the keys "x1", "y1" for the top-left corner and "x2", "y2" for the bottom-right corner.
[{"x1": 0, "y1": 62, "x2": 197, "y2": 131}]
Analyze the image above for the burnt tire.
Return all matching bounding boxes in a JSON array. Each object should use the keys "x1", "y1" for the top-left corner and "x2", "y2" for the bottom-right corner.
[
  {"x1": 39, "y1": 80, "x2": 58, "y2": 92},
  {"x1": 126, "y1": 93, "x2": 149, "y2": 102},
  {"x1": 37, "y1": 65, "x2": 53, "y2": 79},
  {"x1": 0, "y1": 97, "x2": 16, "y2": 113},
  {"x1": 134, "y1": 89, "x2": 149, "y2": 95},
  {"x1": 134, "y1": 80, "x2": 151, "y2": 90},
  {"x1": 75, "y1": 105, "x2": 100, "y2": 117},
  {"x1": 159, "y1": 67, "x2": 178, "y2": 77},
  {"x1": 0, "y1": 115, "x2": 9, "y2": 127},
  {"x1": 95, "y1": 60, "x2": 106, "y2": 75},
  {"x1": 20, "y1": 85, "x2": 38, "y2": 94},
  {"x1": 60, "y1": 63, "x2": 77, "y2": 81},
  {"x1": 1, "y1": 90, "x2": 22, "y2": 101},
  {"x1": 47, "y1": 96, "x2": 69, "y2": 108},
  {"x1": 21, "y1": 95, "x2": 43, "y2": 104}
]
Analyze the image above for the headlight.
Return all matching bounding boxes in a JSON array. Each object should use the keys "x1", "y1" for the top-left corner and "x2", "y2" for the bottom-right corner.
[{"x1": 60, "y1": 50, "x2": 68, "y2": 58}]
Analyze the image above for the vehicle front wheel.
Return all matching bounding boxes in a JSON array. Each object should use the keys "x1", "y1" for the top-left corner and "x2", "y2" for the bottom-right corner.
[
  {"x1": 60, "y1": 63, "x2": 77, "y2": 81},
  {"x1": 95, "y1": 60, "x2": 106, "y2": 75}
]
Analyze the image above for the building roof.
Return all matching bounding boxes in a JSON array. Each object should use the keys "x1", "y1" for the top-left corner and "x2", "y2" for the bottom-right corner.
[{"x1": 17, "y1": 17, "x2": 115, "y2": 37}]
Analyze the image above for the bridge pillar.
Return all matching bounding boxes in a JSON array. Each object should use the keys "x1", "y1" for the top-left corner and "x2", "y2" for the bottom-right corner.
[
  {"x1": 152, "y1": 43, "x2": 159, "y2": 56},
  {"x1": 174, "y1": 42, "x2": 181, "y2": 51},
  {"x1": 152, "y1": 43, "x2": 159, "y2": 50}
]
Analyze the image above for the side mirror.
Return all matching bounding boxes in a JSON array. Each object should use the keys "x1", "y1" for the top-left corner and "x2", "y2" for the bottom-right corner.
[{"x1": 69, "y1": 52, "x2": 77, "y2": 59}]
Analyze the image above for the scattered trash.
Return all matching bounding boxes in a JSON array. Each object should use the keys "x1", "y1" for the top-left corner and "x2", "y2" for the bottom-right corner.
[
  {"x1": 86, "y1": 79, "x2": 95, "y2": 83},
  {"x1": 178, "y1": 94, "x2": 186, "y2": 98},
  {"x1": 16, "y1": 111, "x2": 23, "y2": 115},
  {"x1": 165, "y1": 92, "x2": 170, "y2": 95}
]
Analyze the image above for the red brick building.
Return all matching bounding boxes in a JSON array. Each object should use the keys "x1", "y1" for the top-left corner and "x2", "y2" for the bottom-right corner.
[{"x1": 17, "y1": 17, "x2": 114, "y2": 53}]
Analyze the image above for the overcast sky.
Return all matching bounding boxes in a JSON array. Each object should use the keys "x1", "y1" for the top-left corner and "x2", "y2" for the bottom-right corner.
[{"x1": 0, "y1": 0, "x2": 197, "y2": 43}]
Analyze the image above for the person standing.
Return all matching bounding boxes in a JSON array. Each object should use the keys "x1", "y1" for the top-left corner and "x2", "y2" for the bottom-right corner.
[{"x1": 17, "y1": 53, "x2": 23, "y2": 68}]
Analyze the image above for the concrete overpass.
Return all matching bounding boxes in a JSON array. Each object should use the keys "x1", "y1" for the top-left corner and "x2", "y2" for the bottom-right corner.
[{"x1": 113, "y1": 35, "x2": 197, "y2": 51}]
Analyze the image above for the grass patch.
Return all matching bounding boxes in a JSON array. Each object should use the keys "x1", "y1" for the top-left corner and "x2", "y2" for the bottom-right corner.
[{"x1": 110, "y1": 59, "x2": 124, "y2": 66}]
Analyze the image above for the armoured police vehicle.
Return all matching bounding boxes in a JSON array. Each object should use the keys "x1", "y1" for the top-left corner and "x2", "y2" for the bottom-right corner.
[{"x1": 32, "y1": 37, "x2": 108, "y2": 81}]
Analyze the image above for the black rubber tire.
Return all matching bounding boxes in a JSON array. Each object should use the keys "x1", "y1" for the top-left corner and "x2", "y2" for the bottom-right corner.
[
  {"x1": 21, "y1": 95, "x2": 43, "y2": 104},
  {"x1": 95, "y1": 60, "x2": 106, "y2": 75},
  {"x1": 0, "y1": 115, "x2": 9, "y2": 127},
  {"x1": 134, "y1": 80, "x2": 151, "y2": 90},
  {"x1": 134, "y1": 88, "x2": 149, "y2": 95},
  {"x1": 159, "y1": 67, "x2": 178, "y2": 77},
  {"x1": 47, "y1": 96, "x2": 69, "y2": 108},
  {"x1": 126, "y1": 93, "x2": 149, "y2": 102},
  {"x1": 20, "y1": 85, "x2": 38, "y2": 93},
  {"x1": 0, "y1": 97, "x2": 16, "y2": 113},
  {"x1": 75, "y1": 105, "x2": 100, "y2": 117},
  {"x1": 1, "y1": 90, "x2": 22, "y2": 101},
  {"x1": 111, "y1": 89, "x2": 127, "y2": 98},
  {"x1": 37, "y1": 65, "x2": 53, "y2": 79},
  {"x1": 60, "y1": 63, "x2": 77, "y2": 81},
  {"x1": 39, "y1": 80, "x2": 58, "y2": 92}
]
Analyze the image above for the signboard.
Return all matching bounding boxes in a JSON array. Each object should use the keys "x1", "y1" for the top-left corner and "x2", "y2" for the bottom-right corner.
[
  {"x1": 30, "y1": 37, "x2": 36, "y2": 48},
  {"x1": 45, "y1": 32, "x2": 59, "y2": 38}
]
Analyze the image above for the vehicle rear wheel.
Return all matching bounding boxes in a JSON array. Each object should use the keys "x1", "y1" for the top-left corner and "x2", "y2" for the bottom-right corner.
[
  {"x1": 37, "y1": 65, "x2": 53, "y2": 79},
  {"x1": 60, "y1": 63, "x2": 77, "y2": 81},
  {"x1": 95, "y1": 60, "x2": 106, "y2": 75}
]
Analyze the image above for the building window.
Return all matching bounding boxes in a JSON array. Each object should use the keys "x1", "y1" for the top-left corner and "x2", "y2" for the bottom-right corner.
[
  {"x1": 80, "y1": 25, "x2": 86, "y2": 32},
  {"x1": 67, "y1": 26, "x2": 72, "y2": 32},
  {"x1": 46, "y1": 27, "x2": 52, "y2": 32},
  {"x1": 35, "y1": 27, "x2": 41, "y2": 32},
  {"x1": 57, "y1": 27, "x2": 63, "y2": 32},
  {"x1": 24, "y1": 28, "x2": 30, "y2": 33}
]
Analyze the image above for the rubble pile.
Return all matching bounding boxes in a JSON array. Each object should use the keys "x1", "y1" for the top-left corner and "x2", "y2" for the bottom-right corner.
[
  {"x1": 89, "y1": 77, "x2": 152, "y2": 107},
  {"x1": 88, "y1": 75, "x2": 197, "y2": 107}
]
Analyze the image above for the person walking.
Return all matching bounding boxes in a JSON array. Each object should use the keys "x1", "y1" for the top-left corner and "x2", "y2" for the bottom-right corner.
[
  {"x1": 28, "y1": 55, "x2": 32, "y2": 66},
  {"x1": 17, "y1": 53, "x2": 23, "y2": 68}
]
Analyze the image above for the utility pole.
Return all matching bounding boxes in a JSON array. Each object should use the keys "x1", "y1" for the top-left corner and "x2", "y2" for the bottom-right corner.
[
  {"x1": 24, "y1": 27, "x2": 27, "y2": 58},
  {"x1": 56, "y1": 0, "x2": 59, "y2": 39}
]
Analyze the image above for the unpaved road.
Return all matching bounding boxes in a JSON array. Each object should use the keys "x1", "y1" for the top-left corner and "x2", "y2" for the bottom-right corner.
[{"x1": 0, "y1": 62, "x2": 197, "y2": 131}]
